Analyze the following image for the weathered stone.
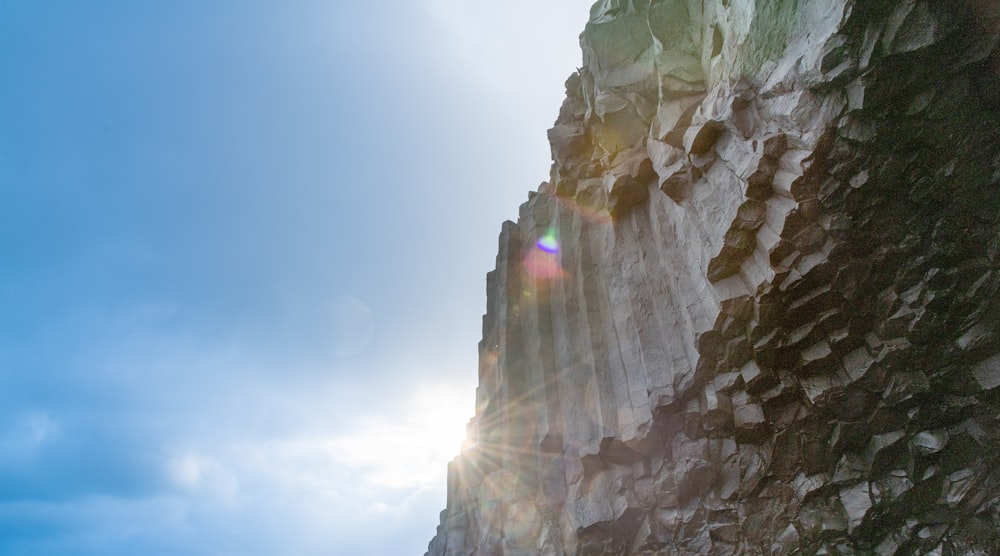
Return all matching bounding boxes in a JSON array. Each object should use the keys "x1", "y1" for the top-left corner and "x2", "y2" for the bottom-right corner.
[
  {"x1": 971, "y1": 354, "x2": 1000, "y2": 390},
  {"x1": 427, "y1": 0, "x2": 1000, "y2": 554},
  {"x1": 684, "y1": 121, "x2": 725, "y2": 155},
  {"x1": 548, "y1": 124, "x2": 587, "y2": 164},
  {"x1": 838, "y1": 482, "x2": 872, "y2": 535}
]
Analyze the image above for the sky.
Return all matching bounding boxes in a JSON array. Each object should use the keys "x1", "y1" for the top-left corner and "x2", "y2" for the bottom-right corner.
[{"x1": 0, "y1": 1, "x2": 594, "y2": 554}]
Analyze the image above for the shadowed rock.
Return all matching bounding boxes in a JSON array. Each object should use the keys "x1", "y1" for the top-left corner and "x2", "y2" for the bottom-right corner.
[{"x1": 427, "y1": 0, "x2": 1000, "y2": 554}]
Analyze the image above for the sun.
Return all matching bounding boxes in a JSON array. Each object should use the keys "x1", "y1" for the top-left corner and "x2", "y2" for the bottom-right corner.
[
  {"x1": 327, "y1": 381, "x2": 474, "y2": 491},
  {"x1": 408, "y1": 383, "x2": 474, "y2": 462}
]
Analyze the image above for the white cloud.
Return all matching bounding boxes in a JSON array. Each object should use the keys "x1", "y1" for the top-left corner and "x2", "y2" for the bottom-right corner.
[
  {"x1": 167, "y1": 454, "x2": 205, "y2": 489},
  {"x1": 0, "y1": 1, "x2": 598, "y2": 552},
  {"x1": 186, "y1": 380, "x2": 473, "y2": 503},
  {"x1": 166, "y1": 454, "x2": 241, "y2": 510}
]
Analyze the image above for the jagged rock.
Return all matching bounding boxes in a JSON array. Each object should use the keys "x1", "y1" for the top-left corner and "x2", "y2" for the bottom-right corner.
[
  {"x1": 427, "y1": 0, "x2": 1000, "y2": 554},
  {"x1": 549, "y1": 124, "x2": 588, "y2": 164},
  {"x1": 684, "y1": 121, "x2": 725, "y2": 156}
]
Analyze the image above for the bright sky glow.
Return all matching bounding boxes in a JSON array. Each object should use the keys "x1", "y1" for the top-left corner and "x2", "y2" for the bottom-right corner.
[
  {"x1": 330, "y1": 383, "x2": 472, "y2": 490},
  {"x1": 0, "y1": 1, "x2": 593, "y2": 554}
]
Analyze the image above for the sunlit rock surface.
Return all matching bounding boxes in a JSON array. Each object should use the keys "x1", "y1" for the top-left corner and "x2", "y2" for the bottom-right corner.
[{"x1": 427, "y1": 0, "x2": 1000, "y2": 553}]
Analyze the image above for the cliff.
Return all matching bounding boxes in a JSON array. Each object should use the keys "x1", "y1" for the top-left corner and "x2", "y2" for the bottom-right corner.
[{"x1": 427, "y1": 0, "x2": 1000, "y2": 553}]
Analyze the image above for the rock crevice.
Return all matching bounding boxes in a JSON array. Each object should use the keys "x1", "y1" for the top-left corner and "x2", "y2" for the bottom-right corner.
[{"x1": 428, "y1": 0, "x2": 1000, "y2": 553}]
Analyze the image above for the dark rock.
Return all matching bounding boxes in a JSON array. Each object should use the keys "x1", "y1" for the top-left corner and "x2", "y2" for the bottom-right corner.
[
  {"x1": 685, "y1": 121, "x2": 726, "y2": 155},
  {"x1": 427, "y1": 1, "x2": 1000, "y2": 554}
]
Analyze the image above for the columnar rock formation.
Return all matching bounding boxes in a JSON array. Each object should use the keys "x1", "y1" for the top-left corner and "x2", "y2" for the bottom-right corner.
[{"x1": 427, "y1": 0, "x2": 1000, "y2": 553}]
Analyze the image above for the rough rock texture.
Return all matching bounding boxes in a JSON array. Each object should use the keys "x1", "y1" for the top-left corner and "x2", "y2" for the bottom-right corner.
[{"x1": 427, "y1": 0, "x2": 1000, "y2": 554}]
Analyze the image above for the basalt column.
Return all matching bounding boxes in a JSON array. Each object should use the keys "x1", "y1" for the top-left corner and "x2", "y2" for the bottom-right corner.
[{"x1": 427, "y1": 1, "x2": 1000, "y2": 554}]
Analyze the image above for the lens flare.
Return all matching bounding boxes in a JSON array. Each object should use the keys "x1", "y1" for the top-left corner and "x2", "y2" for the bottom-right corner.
[
  {"x1": 524, "y1": 226, "x2": 568, "y2": 281},
  {"x1": 523, "y1": 249, "x2": 566, "y2": 280},
  {"x1": 536, "y1": 227, "x2": 559, "y2": 253}
]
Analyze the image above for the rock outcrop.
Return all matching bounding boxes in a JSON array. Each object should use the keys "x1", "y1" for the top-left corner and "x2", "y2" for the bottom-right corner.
[{"x1": 427, "y1": 0, "x2": 1000, "y2": 553}]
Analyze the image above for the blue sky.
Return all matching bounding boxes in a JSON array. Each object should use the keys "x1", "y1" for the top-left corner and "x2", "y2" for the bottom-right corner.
[{"x1": 0, "y1": 1, "x2": 592, "y2": 554}]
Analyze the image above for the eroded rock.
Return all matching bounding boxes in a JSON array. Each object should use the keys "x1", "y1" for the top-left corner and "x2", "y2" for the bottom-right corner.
[{"x1": 427, "y1": 0, "x2": 1000, "y2": 553}]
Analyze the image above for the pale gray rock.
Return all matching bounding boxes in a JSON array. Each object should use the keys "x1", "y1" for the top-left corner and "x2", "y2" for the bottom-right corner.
[{"x1": 427, "y1": 0, "x2": 1000, "y2": 554}]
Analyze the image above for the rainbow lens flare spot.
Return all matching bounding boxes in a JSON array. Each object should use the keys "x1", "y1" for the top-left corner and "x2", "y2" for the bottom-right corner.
[{"x1": 536, "y1": 228, "x2": 559, "y2": 253}]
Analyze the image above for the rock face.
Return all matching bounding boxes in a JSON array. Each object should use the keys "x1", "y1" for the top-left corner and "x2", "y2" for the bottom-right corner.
[{"x1": 427, "y1": 0, "x2": 1000, "y2": 553}]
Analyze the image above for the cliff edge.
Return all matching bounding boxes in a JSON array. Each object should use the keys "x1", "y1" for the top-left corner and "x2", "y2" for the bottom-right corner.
[{"x1": 428, "y1": 0, "x2": 1000, "y2": 553}]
